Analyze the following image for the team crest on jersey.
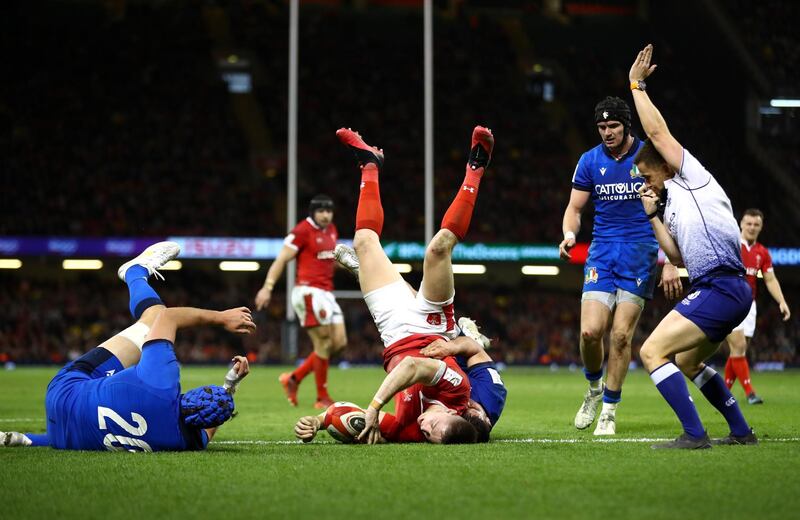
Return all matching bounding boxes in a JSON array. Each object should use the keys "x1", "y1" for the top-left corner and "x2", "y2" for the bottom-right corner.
[
  {"x1": 585, "y1": 267, "x2": 599, "y2": 284},
  {"x1": 401, "y1": 390, "x2": 413, "y2": 403},
  {"x1": 427, "y1": 313, "x2": 442, "y2": 326},
  {"x1": 599, "y1": 167, "x2": 607, "y2": 176}
]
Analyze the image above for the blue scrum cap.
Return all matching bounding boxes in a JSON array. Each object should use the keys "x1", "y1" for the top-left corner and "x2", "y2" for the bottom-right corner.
[{"x1": 180, "y1": 385, "x2": 234, "y2": 429}]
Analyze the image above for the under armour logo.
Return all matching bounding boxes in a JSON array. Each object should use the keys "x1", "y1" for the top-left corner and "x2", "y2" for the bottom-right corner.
[
  {"x1": 636, "y1": 278, "x2": 642, "y2": 287},
  {"x1": 105, "y1": 370, "x2": 116, "y2": 377},
  {"x1": 599, "y1": 167, "x2": 607, "y2": 176},
  {"x1": 603, "y1": 111, "x2": 609, "y2": 119},
  {"x1": 462, "y1": 186, "x2": 476, "y2": 193}
]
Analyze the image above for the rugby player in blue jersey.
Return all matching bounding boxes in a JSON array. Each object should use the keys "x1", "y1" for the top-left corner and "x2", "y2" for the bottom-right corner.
[
  {"x1": 559, "y1": 96, "x2": 682, "y2": 435},
  {"x1": 1, "y1": 242, "x2": 255, "y2": 452},
  {"x1": 630, "y1": 44, "x2": 755, "y2": 448}
]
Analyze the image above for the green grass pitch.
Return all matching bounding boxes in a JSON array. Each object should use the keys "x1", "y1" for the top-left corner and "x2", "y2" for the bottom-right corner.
[{"x1": 1, "y1": 365, "x2": 799, "y2": 519}]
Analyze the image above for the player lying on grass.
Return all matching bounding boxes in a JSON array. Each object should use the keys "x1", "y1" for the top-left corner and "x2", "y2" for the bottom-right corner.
[
  {"x1": 294, "y1": 318, "x2": 505, "y2": 444},
  {"x1": 333, "y1": 244, "x2": 507, "y2": 441},
  {"x1": 629, "y1": 45, "x2": 756, "y2": 449},
  {"x1": 295, "y1": 125, "x2": 496, "y2": 444},
  {"x1": 0, "y1": 242, "x2": 254, "y2": 452}
]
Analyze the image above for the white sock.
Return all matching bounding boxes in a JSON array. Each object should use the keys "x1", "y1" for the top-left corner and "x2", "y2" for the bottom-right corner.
[
  {"x1": 601, "y1": 402, "x2": 617, "y2": 414},
  {"x1": 117, "y1": 322, "x2": 151, "y2": 351}
]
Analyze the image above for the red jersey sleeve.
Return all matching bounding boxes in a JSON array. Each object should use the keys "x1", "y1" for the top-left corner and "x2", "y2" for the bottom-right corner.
[
  {"x1": 762, "y1": 245, "x2": 773, "y2": 274},
  {"x1": 285, "y1": 222, "x2": 308, "y2": 251},
  {"x1": 423, "y1": 357, "x2": 471, "y2": 414}
]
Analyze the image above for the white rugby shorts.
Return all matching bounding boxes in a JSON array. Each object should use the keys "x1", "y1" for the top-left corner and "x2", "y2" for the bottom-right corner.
[
  {"x1": 291, "y1": 286, "x2": 343, "y2": 328},
  {"x1": 363, "y1": 280, "x2": 459, "y2": 348},
  {"x1": 732, "y1": 300, "x2": 757, "y2": 338}
]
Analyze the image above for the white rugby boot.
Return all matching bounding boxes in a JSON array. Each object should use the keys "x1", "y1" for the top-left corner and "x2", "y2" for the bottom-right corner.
[
  {"x1": 1, "y1": 431, "x2": 32, "y2": 447},
  {"x1": 117, "y1": 241, "x2": 181, "y2": 282},
  {"x1": 593, "y1": 404, "x2": 617, "y2": 436},
  {"x1": 574, "y1": 383, "x2": 604, "y2": 430},
  {"x1": 334, "y1": 244, "x2": 360, "y2": 280},
  {"x1": 458, "y1": 317, "x2": 492, "y2": 349}
]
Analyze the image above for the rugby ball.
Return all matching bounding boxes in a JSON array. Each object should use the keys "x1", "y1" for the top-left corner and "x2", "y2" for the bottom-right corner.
[{"x1": 322, "y1": 401, "x2": 366, "y2": 443}]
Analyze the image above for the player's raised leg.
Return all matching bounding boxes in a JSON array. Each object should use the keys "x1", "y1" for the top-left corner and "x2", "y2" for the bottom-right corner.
[
  {"x1": 336, "y1": 128, "x2": 400, "y2": 295},
  {"x1": 420, "y1": 126, "x2": 493, "y2": 303}
]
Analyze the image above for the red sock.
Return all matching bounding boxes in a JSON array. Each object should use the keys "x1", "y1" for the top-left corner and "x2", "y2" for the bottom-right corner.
[
  {"x1": 731, "y1": 356, "x2": 755, "y2": 395},
  {"x1": 441, "y1": 166, "x2": 483, "y2": 240},
  {"x1": 313, "y1": 355, "x2": 330, "y2": 400},
  {"x1": 724, "y1": 356, "x2": 736, "y2": 389},
  {"x1": 293, "y1": 352, "x2": 317, "y2": 383},
  {"x1": 355, "y1": 163, "x2": 383, "y2": 236}
]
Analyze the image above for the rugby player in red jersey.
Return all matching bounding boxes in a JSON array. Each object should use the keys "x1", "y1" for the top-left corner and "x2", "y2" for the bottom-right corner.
[
  {"x1": 723, "y1": 208, "x2": 791, "y2": 404},
  {"x1": 327, "y1": 124, "x2": 493, "y2": 443},
  {"x1": 255, "y1": 194, "x2": 347, "y2": 409}
]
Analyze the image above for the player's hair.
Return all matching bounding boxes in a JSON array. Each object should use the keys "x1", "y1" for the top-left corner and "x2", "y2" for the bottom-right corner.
[
  {"x1": 633, "y1": 139, "x2": 668, "y2": 169},
  {"x1": 308, "y1": 194, "x2": 334, "y2": 216},
  {"x1": 180, "y1": 385, "x2": 235, "y2": 428},
  {"x1": 463, "y1": 413, "x2": 491, "y2": 443},
  {"x1": 594, "y1": 96, "x2": 632, "y2": 135},
  {"x1": 440, "y1": 416, "x2": 479, "y2": 444},
  {"x1": 742, "y1": 208, "x2": 764, "y2": 220}
]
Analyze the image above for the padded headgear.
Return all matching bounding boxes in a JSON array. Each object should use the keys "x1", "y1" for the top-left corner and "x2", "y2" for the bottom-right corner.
[
  {"x1": 180, "y1": 385, "x2": 234, "y2": 429},
  {"x1": 308, "y1": 194, "x2": 334, "y2": 217},
  {"x1": 594, "y1": 96, "x2": 632, "y2": 135}
]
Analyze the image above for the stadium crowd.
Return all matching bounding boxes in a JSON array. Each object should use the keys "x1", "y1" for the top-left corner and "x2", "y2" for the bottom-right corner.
[{"x1": 2, "y1": 273, "x2": 797, "y2": 367}]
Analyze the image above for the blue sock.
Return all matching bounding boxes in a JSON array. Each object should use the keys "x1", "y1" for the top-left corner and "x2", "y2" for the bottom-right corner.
[
  {"x1": 583, "y1": 368, "x2": 603, "y2": 390},
  {"x1": 603, "y1": 387, "x2": 621, "y2": 404},
  {"x1": 124, "y1": 265, "x2": 163, "y2": 319},
  {"x1": 650, "y1": 362, "x2": 705, "y2": 438},
  {"x1": 24, "y1": 433, "x2": 50, "y2": 447},
  {"x1": 692, "y1": 366, "x2": 751, "y2": 437}
]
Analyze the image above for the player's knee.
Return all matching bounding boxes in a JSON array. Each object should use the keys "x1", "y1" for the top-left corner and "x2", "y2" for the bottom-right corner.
[
  {"x1": 639, "y1": 342, "x2": 660, "y2": 370},
  {"x1": 426, "y1": 230, "x2": 457, "y2": 260},
  {"x1": 580, "y1": 326, "x2": 604, "y2": 345},
  {"x1": 609, "y1": 329, "x2": 631, "y2": 352},
  {"x1": 353, "y1": 229, "x2": 379, "y2": 254}
]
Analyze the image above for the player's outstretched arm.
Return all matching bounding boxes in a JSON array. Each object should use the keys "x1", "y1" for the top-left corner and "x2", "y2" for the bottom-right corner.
[
  {"x1": 560, "y1": 189, "x2": 590, "y2": 260},
  {"x1": 358, "y1": 356, "x2": 445, "y2": 444},
  {"x1": 148, "y1": 307, "x2": 256, "y2": 344},
  {"x1": 255, "y1": 245, "x2": 298, "y2": 311},
  {"x1": 763, "y1": 271, "x2": 791, "y2": 321},
  {"x1": 629, "y1": 44, "x2": 683, "y2": 172}
]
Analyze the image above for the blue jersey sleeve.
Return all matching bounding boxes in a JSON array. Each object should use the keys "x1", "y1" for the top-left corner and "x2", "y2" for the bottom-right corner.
[
  {"x1": 571, "y1": 154, "x2": 593, "y2": 192},
  {"x1": 136, "y1": 339, "x2": 180, "y2": 392}
]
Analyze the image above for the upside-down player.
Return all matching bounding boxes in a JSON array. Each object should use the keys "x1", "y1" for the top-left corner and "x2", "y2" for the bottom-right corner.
[
  {"x1": 1, "y1": 242, "x2": 254, "y2": 451},
  {"x1": 331, "y1": 244, "x2": 506, "y2": 441},
  {"x1": 255, "y1": 194, "x2": 348, "y2": 409},
  {"x1": 723, "y1": 208, "x2": 790, "y2": 404},
  {"x1": 298, "y1": 125, "x2": 495, "y2": 444}
]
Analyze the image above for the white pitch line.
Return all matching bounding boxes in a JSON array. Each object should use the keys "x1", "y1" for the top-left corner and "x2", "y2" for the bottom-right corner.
[
  {"x1": 214, "y1": 437, "x2": 800, "y2": 446},
  {"x1": 0, "y1": 418, "x2": 40, "y2": 423}
]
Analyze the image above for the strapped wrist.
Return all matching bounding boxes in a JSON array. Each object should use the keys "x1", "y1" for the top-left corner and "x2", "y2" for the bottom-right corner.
[{"x1": 564, "y1": 231, "x2": 576, "y2": 241}]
